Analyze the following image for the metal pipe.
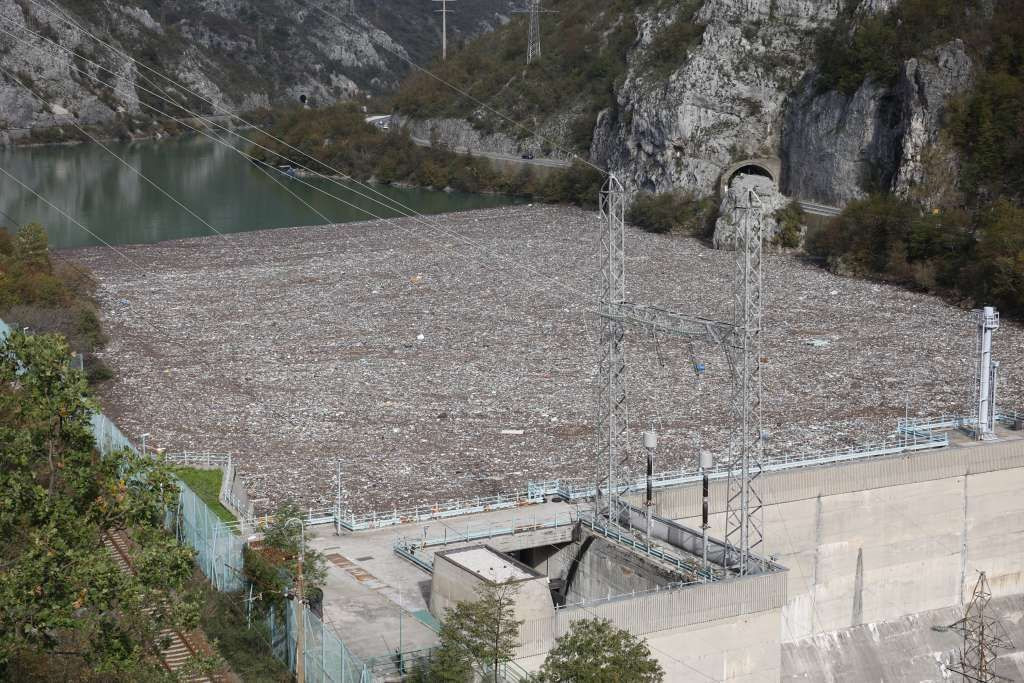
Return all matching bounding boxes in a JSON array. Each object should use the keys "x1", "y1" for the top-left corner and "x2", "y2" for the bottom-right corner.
[
  {"x1": 643, "y1": 430, "x2": 657, "y2": 542},
  {"x1": 976, "y1": 306, "x2": 999, "y2": 440},
  {"x1": 700, "y1": 450, "x2": 713, "y2": 570}
]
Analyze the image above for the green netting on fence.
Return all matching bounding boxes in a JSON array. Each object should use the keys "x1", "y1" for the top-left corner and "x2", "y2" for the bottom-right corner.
[
  {"x1": 90, "y1": 403, "x2": 244, "y2": 591},
  {"x1": 176, "y1": 484, "x2": 245, "y2": 591},
  {"x1": 2, "y1": 319, "x2": 367, "y2": 677}
]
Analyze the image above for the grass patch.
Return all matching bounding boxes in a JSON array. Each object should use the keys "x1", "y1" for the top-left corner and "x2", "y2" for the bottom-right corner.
[
  {"x1": 193, "y1": 577, "x2": 291, "y2": 683},
  {"x1": 173, "y1": 467, "x2": 238, "y2": 526}
]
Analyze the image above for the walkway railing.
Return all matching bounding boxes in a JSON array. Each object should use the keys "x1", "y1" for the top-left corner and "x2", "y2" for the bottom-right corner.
[
  {"x1": 164, "y1": 452, "x2": 232, "y2": 468},
  {"x1": 549, "y1": 427, "x2": 949, "y2": 502},
  {"x1": 274, "y1": 416, "x2": 962, "y2": 532},
  {"x1": 580, "y1": 516, "x2": 717, "y2": 582},
  {"x1": 393, "y1": 511, "x2": 578, "y2": 572}
]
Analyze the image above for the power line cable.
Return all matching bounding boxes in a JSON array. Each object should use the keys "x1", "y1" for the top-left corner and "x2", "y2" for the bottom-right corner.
[
  {"x1": 0, "y1": 15, "x2": 596, "y2": 308},
  {"x1": 31, "y1": 0, "x2": 605, "y2": 175}
]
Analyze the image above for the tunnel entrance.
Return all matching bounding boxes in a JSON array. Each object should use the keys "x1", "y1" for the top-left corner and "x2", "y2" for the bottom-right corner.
[
  {"x1": 728, "y1": 164, "x2": 774, "y2": 186},
  {"x1": 719, "y1": 157, "x2": 782, "y2": 196}
]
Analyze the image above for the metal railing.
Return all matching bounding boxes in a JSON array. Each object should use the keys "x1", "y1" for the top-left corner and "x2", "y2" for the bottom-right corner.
[
  {"x1": 550, "y1": 428, "x2": 949, "y2": 502},
  {"x1": 163, "y1": 452, "x2": 232, "y2": 468},
  {"x1": 266, "y1": 417, "x2": 963, "y2": 533},
  {"x1": 393, "y1": 512, "x2": 579, "y2": 572},
  {"x1": 419, "y1": 511, "x2": 578, "y2": 549},
  {"x1": 580, "y1": 516, "x2": 717, "y2": 582}
]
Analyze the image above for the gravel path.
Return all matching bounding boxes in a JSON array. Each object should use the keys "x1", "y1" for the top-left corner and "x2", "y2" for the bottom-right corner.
[{"x1": 69, "y1": 205, "x2": 1024, "y2": 513}]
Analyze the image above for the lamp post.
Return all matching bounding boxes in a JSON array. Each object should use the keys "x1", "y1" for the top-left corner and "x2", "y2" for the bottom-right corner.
[
  {"x1": 141, "y1": 432, "x2": 150, "y2": 457},
  {"x1": 284, "y1": 517, "x2": 306, "y2": 683}
]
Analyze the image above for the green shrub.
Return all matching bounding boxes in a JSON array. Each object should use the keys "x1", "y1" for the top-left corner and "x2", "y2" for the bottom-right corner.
[
  {"x1": 643, "y1": 1, "x2": 705, "y2": 79},
  {"x1": 0, "y1": 223, "x2": 108, "y2": 357},
  {"x1": 391, "y1": 0, "x2": 646, "y2": 152},
  {"x1": 806, "y1": 195, "x2": 1024, "y2": 316},
  {"x1": 772, "y1": 201, "x2": 805, "y2": 248},
  {"x1": 258, "y1": 104, "x2": 605, "y2": 209},
  {"x1": 815, "y1": 0, "x2": 971, "y2": 94},
  {"x1": 627, "y1": 192, "x2": 716, "y2": 235}
]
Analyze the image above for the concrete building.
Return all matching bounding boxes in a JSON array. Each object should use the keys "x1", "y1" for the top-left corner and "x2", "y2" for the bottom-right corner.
[{"x1": 304, "y1": 419, "x2": 1024, "y2": 681}]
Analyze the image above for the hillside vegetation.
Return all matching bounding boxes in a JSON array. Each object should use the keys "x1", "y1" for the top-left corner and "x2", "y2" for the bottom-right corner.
[
  {"x1": 251, "y1": 104, "x2": 603, "y2": 206},
  {"x1": 809, "y1": 0, "x2": 1024, "y2": 316},
  {"x1": 391, "y1": 0, "x2": 699, "y2": 152},
  {"x1": 0, "y1": 331, "x2": 215, "y2": 680},
  {"x1": 0, "y1": 223, "x2": 113, "y2": 380}
]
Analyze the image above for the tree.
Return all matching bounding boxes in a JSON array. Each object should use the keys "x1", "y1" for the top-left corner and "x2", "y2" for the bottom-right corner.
[
  {"x1": 428, "y1": 581, "x2": 522, "y2": 682},
  {"x1": 244, "y1": 500, "x2": 327, "y2": 610},
  {"x1": 0, "y1": 331, "x2": 208, "y2": 680},
  {"x1": 539, "y1": 618, "x2": 664, "y2": 683},
  {"x1": 13, "y1": 223, "x2": 49, "y2": 271}
]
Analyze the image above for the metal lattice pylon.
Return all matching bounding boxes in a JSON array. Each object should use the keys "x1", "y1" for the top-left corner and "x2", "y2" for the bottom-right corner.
[
  {"x1": 527, "y1": 0, "x2": 542, "y2": 64},
  {"x1": 723, "y1": 188, "x2": 765, "y2": 574},
  {"x1": 597, "y1": 175, "x2": 628, "y2": 524},
  {"x1": 948, "y1": 572, "x2": 1014, "y2": 682},
  {"x1": 513, "y1": 0, "x2": 551, "y2": 64}
]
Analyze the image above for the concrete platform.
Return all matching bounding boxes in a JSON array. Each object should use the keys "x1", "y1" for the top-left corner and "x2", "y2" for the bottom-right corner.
[{"x1": 305, "y1": 500, "x2": 577, "y2": 661}]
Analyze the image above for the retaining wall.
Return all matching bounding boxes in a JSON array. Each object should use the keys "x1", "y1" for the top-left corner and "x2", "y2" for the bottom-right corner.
[{"x1": 639, "y1": 438, "x2": 1024, "y2": 640}]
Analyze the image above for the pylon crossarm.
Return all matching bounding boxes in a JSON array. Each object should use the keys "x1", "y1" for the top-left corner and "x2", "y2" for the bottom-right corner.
[{"x1": 597, "y1": 302, "x2": 735, "y2": 344}]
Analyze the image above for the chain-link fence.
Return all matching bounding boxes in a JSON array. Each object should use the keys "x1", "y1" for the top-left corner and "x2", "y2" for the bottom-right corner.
[{"x1": 264, "y1": 605, "x2": 373, "y2": 683}]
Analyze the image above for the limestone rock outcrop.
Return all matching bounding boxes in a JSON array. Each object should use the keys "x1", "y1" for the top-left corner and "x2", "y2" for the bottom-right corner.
[
  {"x1": 781, "y1": 40, "x2": 975, "y2": 208},
  {"x1": 0, "y1": 0, "x2": 510, "y2": 130},
  {"x1": 712, "y1": 174, "x2": 791, "y2": 251},
  {"x1": 592, "y1": 0, "x2": 843, "y2": 197}
]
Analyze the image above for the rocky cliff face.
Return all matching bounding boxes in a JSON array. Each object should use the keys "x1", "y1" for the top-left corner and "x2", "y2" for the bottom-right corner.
[
  {"x1": 592, "y1": 0, "x2": 843, "y2": 197},
  {"x1": 591, "y1": 2, "x2": 974, "y2": 212},
  {"x1": 782, "y1": 40, "x2": 975, "y2": 208},
  {"x1": 0, "y1": 0, "x2": 511, "y2": 130}
]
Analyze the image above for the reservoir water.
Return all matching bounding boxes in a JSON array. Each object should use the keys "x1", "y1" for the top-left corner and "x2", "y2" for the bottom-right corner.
[{"x1": 0, "y1": 134, "x2": 523, "y2": 249}]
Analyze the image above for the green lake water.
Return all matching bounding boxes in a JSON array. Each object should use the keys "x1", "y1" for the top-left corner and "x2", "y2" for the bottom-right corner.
[{"x1": 0, "y1": 134, "x2": 522, "y2": 249}]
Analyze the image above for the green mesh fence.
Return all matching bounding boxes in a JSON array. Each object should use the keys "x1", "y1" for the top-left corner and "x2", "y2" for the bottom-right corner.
[{"x1": 2, "y1": 319, "x2": 370, "y2": 678}]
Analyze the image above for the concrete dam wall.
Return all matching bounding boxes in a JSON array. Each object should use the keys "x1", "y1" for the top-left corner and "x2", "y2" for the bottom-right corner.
[{"x1": 633, "y1": 435, "x2": 1024, "y2": 642}]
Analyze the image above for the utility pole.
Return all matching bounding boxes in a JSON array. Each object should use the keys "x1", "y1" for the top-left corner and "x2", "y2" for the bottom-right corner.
[
  {"x1": 643, "y1": 429, "x2": 657, "y2": 542},
  {"x1": 334, "y1": 458, "x2": 344, "y2": 535},
  {"x1": 947, "y1": 572, "x2": 1013, "y2": 682},
  {"x1": 285, "y1": 518, "x2": 306, "y2": 683},
  {"x1": 432, "y1": 0, "x2": 454, "y2": 61},
  {"x1": 700, "y1": 449, "x2": 713, "y2": 569}
]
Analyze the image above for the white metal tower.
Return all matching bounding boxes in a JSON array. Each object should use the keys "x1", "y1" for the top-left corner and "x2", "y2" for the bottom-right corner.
[
  {"x1": 512, "y1": 0, "x2": 553, "y2": 64},
  {"x1": 596, "y1": 175, "x2": 628, "y2": 525},
  {"x1": 526, "y1": 0, "x2": 541, "y2": 64},
  {"x1": 723, "y1": 189, "x2": 765, "y2": 574},
  {"x1": 433, "y1": 0, "x2": 454, "y2": 61},
  {"x1": 594, "y1": 179, "x2": 767, "y2": 575},
  {"x1": 974, "y1": 306, "x2": 1000, "y2": 440}
]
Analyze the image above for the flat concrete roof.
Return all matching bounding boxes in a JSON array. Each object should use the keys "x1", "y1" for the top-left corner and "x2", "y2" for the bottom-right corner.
[
  {"x1": 305, "y1": 500, "x2": 576, "y2": 662},
  {"x1": 438, "y1": 545, "x2": 538, "y2": 583}
]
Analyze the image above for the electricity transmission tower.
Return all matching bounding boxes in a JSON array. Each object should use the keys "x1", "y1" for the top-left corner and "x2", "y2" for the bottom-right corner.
[
  {"x1": 512, "y1": 0, "x2": 555, "y2": 64},
  {"x1": 723, "y1": 190, "x2": 765, "y2": 575},
  {"x1": 432, "y1": 0, "x2": 454, "y2": 61},
  {"x1": 595, "y1": 177, "x2": 766, "y2": 575},
  {"x1": 948, "y1": 572, "x2": 1013, "y2": 682}
]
